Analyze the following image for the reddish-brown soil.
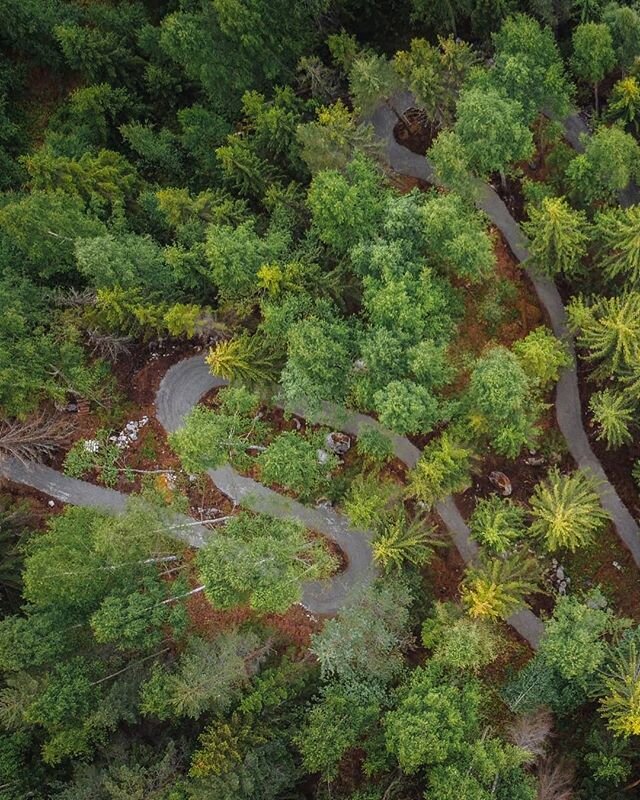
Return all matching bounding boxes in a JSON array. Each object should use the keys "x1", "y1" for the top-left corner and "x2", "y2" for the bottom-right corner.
[
  {"x1": 492, "y1": 172, "x2": 527, "y2": 221},
  {"x1": 423, "y1": 535, "x2": 466, "y2": 604},
  {"x1": 459, "y1": 229, "x2": 542, "y2": 350},
  {"x1": 0, "y1": 482, "x2": 65, "y2": 528},
  {"x1": 564, "y1": 524, "x2": 640, "y2": 622},
  {"x1": 390, "y1": 173, "x2": 432, "y2": 193},
  {"x1": 185, "y1": 578, "x2": 321, "y2": 649},
  {"x1": 456, "y1": 403, "x2": 573, "y2": 519}
]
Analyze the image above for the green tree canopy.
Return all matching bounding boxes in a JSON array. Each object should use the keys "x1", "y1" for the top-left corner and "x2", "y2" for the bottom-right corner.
[
  {"x1": 307, "y1": 154, "x2": 388, "y2": 254},
  {"x1": 571, "y1": 22, "x2": 615, "y2": 113},
  {"x1": 492, "y1": 13, "x2": 573, "y2": 123},
  {"x1": 529, "y1": 468, "x2": 610, "y2": 551},
  {"x1": 466, "y1": 346, "x2": 539, "y2": 457},
  {"x1": 453, "y1": 85, "x2": 534, "y2": 184},
  {"x1": 523, "y1": 195, "x2": 589, "y2": 276},
  {"x1": 197, "y1": 512, "x2": 335, "y2": 613},
  {"x1": 568, "y1": 124, "x2": 640, "y2": 204}
]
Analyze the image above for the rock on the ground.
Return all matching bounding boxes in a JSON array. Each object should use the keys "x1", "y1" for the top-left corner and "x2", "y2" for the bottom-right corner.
[
  {"x1": 325, "y1": 432, "x2": 351, "y2": 455},
  {"x1": 489, "y1": 471, "x2": 512, "y2": 497}
]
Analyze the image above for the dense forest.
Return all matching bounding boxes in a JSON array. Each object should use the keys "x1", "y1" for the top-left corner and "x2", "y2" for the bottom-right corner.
[{"x1": 3, "y1": 0, "x2": 640, "y2": 798}]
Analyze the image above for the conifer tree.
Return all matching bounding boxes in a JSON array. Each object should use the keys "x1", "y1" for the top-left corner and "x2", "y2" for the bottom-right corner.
[
  {"x1": 524, "y1": 196, "x2": 589, "y2": 276},
  {"x1": 589, "y1": 389, "x2": 635, "y2": 449},
  {"x1": 529, "y1": 468, "x2": 610, "y2": 552},
  {"x1": 568, "y1": 294, "x2": 640, "y2": 378},
  {"x1": 461, "y1": 552, "x2": 540, "y2": 621},
  {"x1": 594, "y1": 205, "x2": 640, "y2": 286}
]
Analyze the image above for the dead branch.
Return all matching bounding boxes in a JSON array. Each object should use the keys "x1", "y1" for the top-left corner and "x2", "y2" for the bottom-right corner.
[
  {"x1": 0, "y1": 415, "x2": 75, "y2": 465},
  {"x1": 536, "y1": 757, "x2": 574, "y2": 800},
  {"x1": 86, "y1": 328, "x2": 133, "y2": 361},
  {"x1": 508, "y1": 708, "x2": 554, "y2": 764},
  {"x1": 50, "y1": 287, "x2": 97, "y2": 308}
]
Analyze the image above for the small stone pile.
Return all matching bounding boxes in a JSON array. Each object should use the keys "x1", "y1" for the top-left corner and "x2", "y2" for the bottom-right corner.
[
  {"x1": 550, "y1": 558, "x2": 571, "y2": 595},
  {"x1": 109, "y1": 416, "x2": 150, "y2": 450}
]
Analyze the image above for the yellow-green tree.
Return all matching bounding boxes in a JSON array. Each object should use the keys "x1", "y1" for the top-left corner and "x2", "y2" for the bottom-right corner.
[{"x1": 529, "y1": 469, "x2": 610, "y2": 552}]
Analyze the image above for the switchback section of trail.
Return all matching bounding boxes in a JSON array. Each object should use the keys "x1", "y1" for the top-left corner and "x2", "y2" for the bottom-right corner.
[
  {"x1": 156, "y1": 354, "x2": 543, "y2": 646},
  {"x1": 370, "y1": 93, "x2": 640, "y2": 569}
]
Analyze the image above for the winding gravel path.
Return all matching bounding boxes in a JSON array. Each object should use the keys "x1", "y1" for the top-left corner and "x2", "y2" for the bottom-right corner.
[
  {"x1": 155, "y1": 356, "x2": 378, "y2": 614},
  {"x1": 157, "y1": 355, "x2": 543, "y2": 644},
  {"x1": 11, "y1": 95, "x2": 632, "y2": 646},
  {"x1": 0, "y1": 361, "x2": 379, "y2": 615},
  {"x1": 371, "y1": 94, "x2": 640, "y2": 570}
]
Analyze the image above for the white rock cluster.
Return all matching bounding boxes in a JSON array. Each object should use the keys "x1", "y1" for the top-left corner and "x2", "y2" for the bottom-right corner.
[
  {"x1": 109, "y1": 416, "x2": 149, "y2": 450},
  {"x1": 550, "y1": 558, "x2": 571, "y2": 595}
]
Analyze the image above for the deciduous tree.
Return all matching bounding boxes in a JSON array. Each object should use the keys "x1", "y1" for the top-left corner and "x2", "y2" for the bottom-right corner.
[
  {"x1": 258, "y1": 431, "x2": 337, "y2": 500},
  {"x1": 311, "y1": 582, "x2": 413, "y2": 689},
  {"x1": 453, "y1": 85, "x2": 534, "y2": 188},
  {"x1": 421, "y1": 191, "x2": 496, "y2": 282},
  {"x1": 373, "y1": 379, "x2": 442, "y2": 435},
  {"x1": 198, "y1": 512, "x2": 335, "y2": 613},
  {"x1": 169, "y1": 392, "x2": 267, "y2": 473},
  {"x1": 492, "y1": 13, "x2": 573, "y2": 124},
  {"x1": 571, "y1": 23, "x2": 615, "y2": 113},
  {"x1": 307, "y1": 154, "x2": 387, "y2": 254},
  {"x1": 281, "y1": 315, "x2": 355, "y2": 408},
  {"x1": 602, "y1": 2, "x2": 640, "y2": 73},
  {"x1": 567, "y1": 124, "x2": 640, "y2": 204},
  {"x1": 466, "y1": 346, "x2": 539, "y2": 458}
]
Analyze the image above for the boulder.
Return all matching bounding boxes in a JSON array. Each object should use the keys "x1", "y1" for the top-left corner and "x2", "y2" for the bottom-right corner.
[
  {"x1": 489, "y1": 470, "x2": 512, "y2": 497},
  {"x1": 325, "y1": 432, "x2": 351, "y2": 455}
]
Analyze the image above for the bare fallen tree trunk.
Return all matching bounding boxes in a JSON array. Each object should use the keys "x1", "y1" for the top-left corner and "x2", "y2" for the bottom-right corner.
[{"x1": 0, "y1": 416, "x2": 75, "y2": 465}]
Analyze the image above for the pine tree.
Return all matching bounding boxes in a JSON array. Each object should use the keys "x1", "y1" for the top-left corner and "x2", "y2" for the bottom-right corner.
[
  {"x1": 372, "y1": 511, "x2": 444, "y2": 570},
  {"x1": 568, "y1": 294, "x2": 640, "y2": 379},
  {"x1": 598, "y1": 639, "x2": 640, "y2": 737},
  {"x1": 608, "y1": 77, "x2": 640, "y2": 131},
  {"x1": 461, "y1": 552, "x2": 540, "y2": 621},
  {"x1": 589, "y1": 389, "x2": 635, "y2": 449},
  {"x1": 469, "y1": 496, "x2": 527, "y2": 553},
  {"x1": 529, "y1": 468, "x2": 610, "y2": 552},
  {"x1": 407, "y1": 433, "x2": 475, "y2": 508},
  {"x1": 348, "y1": 53, "x2": 408, "y2": 128},
  {"x1": 206, "y1": 336, "x2": 278, "y2": 388},
  {"x1": 594, "y1": 206, "x2": 640, "y2": 286},
  {"x1": 524, "y1": 196, "x2": 589, "y2": 276}
]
